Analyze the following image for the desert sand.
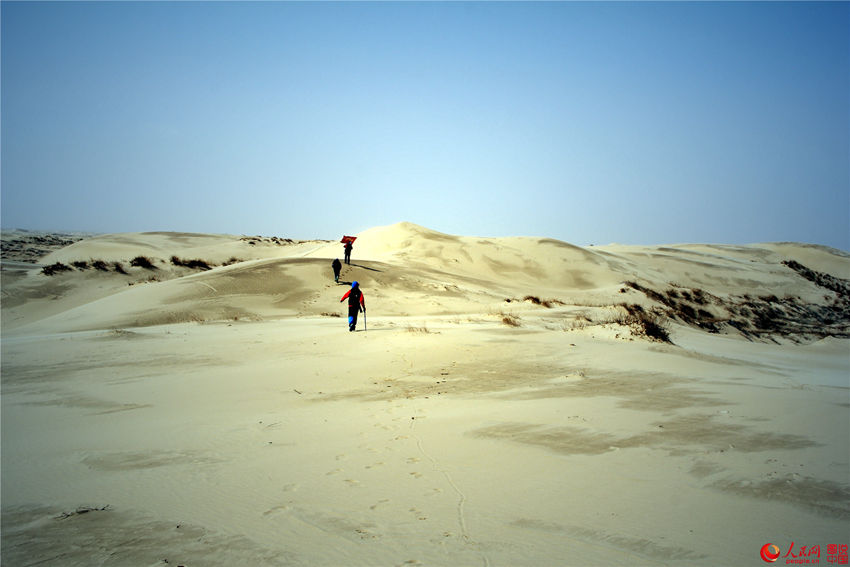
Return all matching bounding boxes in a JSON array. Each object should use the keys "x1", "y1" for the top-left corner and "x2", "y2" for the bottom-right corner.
[{"x1": 2, "y1": 222, "x2": 848, "y2": 566}]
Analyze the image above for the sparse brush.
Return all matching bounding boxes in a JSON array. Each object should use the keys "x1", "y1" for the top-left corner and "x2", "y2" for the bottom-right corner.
[
  {"x1": 520, "y1": 295, "x2": 565, "y2": 308},
  {"x1": 41, "y1": 262, "x2": 73, "y2": 276},
  {"x1": 501, "y1": 313, "x2": 522, "y2": 327},
  {"x1": 617, "y1": 303, "x2": 672, "y2": 343},
  {"x1": 783, "y1": 260, "x2": 850, "y2": 298},
  {"x1": 71, "y1": 260, "x2": 89, "y2": 270},
  {"x1": 406, "y1": 324, "x2": 431, "y2": 333},
  {"x1": 171, "y1": 256, "x2": 213, "y2": 270},
  {"x1": 222, "y1": 257, "x2": 243, "y2": 266},
  {"x1": 130, "y1": 256, "x2": 157, "y2": 270},
  {"x1": 91, "y1": 260, "x2": 109, "y2": 272},
  {"x1": 112, "y1": 262, "x2": 128, "y2": 274},
  {"x1": 320, "y1": 312, "x2": 341, "y2": 318}
]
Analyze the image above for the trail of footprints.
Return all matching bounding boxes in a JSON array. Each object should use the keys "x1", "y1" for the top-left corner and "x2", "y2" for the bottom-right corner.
[
  {"x1": 317, "y1": 402, "x2": 462, "y2": 535},
  {"x1": 262, "y1": 387, "x2": 472, "y2": 565}
]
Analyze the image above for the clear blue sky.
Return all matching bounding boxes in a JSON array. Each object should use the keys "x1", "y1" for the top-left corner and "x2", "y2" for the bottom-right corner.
[{"x1": 2, "y1": 1, "x2": 848, "y2": 249}]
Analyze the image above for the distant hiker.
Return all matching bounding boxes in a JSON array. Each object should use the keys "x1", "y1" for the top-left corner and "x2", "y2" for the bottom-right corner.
[
  {"x1": 340, "y1": 281, "x2": 365, "y2": 332},
  {"x1": 344, "y1": 240, "x2": 353, "y2": 265},
  {"x1": 332, "y1": 258, "x2": 342, "y2": 283}
]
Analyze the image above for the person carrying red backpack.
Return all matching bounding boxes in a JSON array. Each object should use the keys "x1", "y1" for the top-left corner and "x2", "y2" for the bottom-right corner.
[{"x1": 340, "y1": 281, "x2": 365, "y2": 332}]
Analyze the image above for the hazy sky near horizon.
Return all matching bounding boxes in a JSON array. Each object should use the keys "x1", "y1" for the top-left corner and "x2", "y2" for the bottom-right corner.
[{"x1": 2, "y1": 1, "x2": 848, "y2": 249}]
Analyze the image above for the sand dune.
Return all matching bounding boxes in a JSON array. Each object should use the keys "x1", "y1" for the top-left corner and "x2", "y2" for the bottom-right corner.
[{"x1": 2, "y1": 223, "x2": 848, "y2": 566}]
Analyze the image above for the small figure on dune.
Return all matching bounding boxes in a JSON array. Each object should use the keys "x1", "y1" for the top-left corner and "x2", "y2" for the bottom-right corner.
[
  {"x1": 340, "y1": 281, "x2": 365, "y2": 332},
  {"x1": 344, "y1": 240, "x2": 353, "y2": 265},
  {"x1": 340, "y1": 235, "x2": 357, "y2": 265},
  {"x1": 332, "y1": 258, "x2": 342, "y2": 283}
]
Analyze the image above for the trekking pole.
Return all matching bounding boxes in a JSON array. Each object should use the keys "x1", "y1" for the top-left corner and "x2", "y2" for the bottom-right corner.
[{"x1": 364, "y1": 310, "x2": 367, "y2": 333}]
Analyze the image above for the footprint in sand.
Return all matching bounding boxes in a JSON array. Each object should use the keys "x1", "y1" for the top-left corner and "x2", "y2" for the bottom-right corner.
[
  {"x1": 409, "y1": 472, "x2": 422, "y2": 479},
  {"x1": 406, "y1": 457, "x2": 420, "y2": 464},
  {"x1": 365, "y1": 462, "x2": 385, "y2": 469},
  {"x1": 263, "y1": 505, "x2": 291, "y2": 517},
  {"x1": 326, "y1": 468, "x2": 343, "y2": 476},
  {"x1": 344, "y1": 479, "x2": 360, "y2": 486},
  {"x1": 370, "y1": 499, "x2": 390, "y2": 510},
  {"x1": 355, "y1": 527, "x2": 378, "y2": 540}
]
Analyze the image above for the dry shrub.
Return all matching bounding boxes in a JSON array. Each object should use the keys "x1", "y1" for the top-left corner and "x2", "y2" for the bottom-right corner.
[
  {"x1": 522, "y1": 295, "x2": 565, "y2": 308},
  {"x1": 320, "y1": 312, "x2": 341, "y2": 318},
  {"x1": 171, "y1": 256, "x2": 213, "y2": 270},
  {"x1": 130, "y1": 256, "x2": 157, "y2": 270},
  {"x1": 501, "y1": 313, "x2": 522, "y2": 327},
  {"x1": 783, "y1": 259, "x2": 850, "y2": 297},
  {"x1": 41, "y1": 262, "x2": 73, "y2": 276},
  {"x1": 565, "y1": 313, "x2": 593, "y2": 331},
  {"x1": 617, "y1": 304, "x2": 672, "y2": 343}
]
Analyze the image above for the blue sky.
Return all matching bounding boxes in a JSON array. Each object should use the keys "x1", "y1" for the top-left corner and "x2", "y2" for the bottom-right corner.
[{"x1": 2, "y1": 2, "x2": 848, "y2": 249}]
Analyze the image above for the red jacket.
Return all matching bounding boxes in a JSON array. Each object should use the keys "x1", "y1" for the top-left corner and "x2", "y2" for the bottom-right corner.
[{"x1": 340, "y1": 288, "x2": 365, "y2": 309}]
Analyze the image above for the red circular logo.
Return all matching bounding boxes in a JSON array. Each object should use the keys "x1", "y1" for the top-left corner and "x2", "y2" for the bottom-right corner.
[{"x1": 761, "y1": 543, "x2": 780, "y2": 562}]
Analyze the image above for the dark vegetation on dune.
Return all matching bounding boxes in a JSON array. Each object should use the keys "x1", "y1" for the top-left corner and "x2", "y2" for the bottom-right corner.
[
  {"x1": 129, "y1": 256, "x2": 158, "y2": 270},
  {"x1": 520, "y1": 295, "x2": 567, "y2": 308},
  {"x1": 41, "y1": 262, "x2": 74, "y2": 276},
  {"x1": 41, "y1": 255, "x2": 241, "y2": 277},
  {"x1": 617, "y1": 303, "x2": 673, "y2": 343},
  {"x1": 623, "y1": 261, "x2": 850, "y2": 341},
  {"x1": 171, "y1": 256, "x2": 212, "y2": 271},
  {"x1": 240, "y1": 236, "x2": 297, "y2": 246},
  {"x1": 1, "y1": 234, "x2": 83, "y2": 262},
  {"x1": 782, "y1": 260, "x2": 850, "y2": 297}
]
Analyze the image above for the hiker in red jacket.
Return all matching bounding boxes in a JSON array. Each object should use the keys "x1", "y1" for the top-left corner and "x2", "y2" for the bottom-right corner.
[{"x1": 340, "y1": 281, "x2": 365, "y2": 332}]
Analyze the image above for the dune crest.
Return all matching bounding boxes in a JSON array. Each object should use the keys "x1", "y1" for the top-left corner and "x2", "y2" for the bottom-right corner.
[{"x1": 2, "y1": 224, "x2": 848, "y2": 340}]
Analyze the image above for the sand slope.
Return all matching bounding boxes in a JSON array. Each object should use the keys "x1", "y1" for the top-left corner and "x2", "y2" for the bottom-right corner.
[
  {"x1": 2, "y1": 223, "x2": 848, "y2": 566},
  {"x1": 5, "y1": 223, "x2": 848, "y2": 338}
]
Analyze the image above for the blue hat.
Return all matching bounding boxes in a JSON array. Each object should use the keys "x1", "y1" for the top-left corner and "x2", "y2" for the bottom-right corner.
[{"x1": 352, "y1": 281, "x2": 359, "y2": 287}]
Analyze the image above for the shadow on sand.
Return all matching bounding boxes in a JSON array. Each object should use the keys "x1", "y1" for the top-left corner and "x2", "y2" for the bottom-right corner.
[{"x1": 347, "y1": 263, "x2": 383, "y2": 273}]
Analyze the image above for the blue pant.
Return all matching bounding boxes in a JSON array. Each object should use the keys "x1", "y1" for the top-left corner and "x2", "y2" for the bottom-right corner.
[{"x1": 348, "y1": 305, "x2": 359, "y2": 330}]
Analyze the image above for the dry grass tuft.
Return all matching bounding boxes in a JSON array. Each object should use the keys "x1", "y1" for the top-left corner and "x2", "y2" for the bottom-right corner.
[
  {"x1": 522, "y1": 295, "x2": 566, "y2": 308},
  {"x1": 41, "y1": 262, "x2": 73, "y2": 276},
  {"x1": 617, "y1": 303, "x2": 672, "y2": 343},
  {"x1": 171, "y1": 256, "x2": 213, "y2": 271},
  {"x1": 130, "y1": 256, "x2": 158, "y2": 270}
]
